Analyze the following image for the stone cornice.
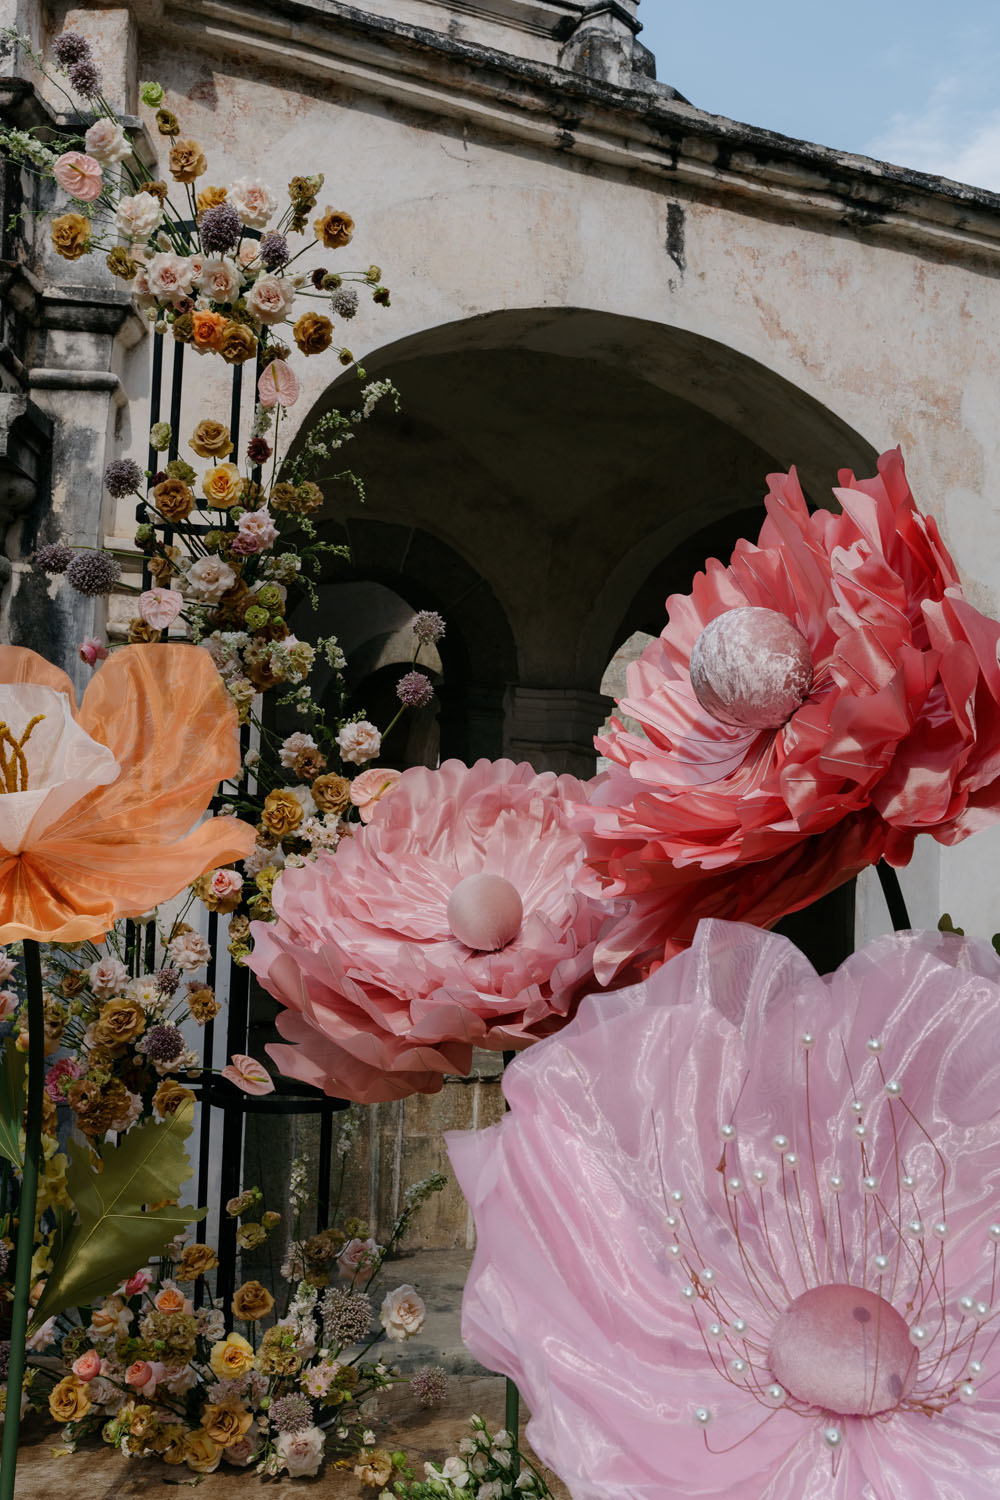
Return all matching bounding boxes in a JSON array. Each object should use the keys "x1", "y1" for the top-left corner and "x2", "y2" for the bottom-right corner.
[{"x1": 139, "y1": 0, "x2": 1000, "y2": 261}]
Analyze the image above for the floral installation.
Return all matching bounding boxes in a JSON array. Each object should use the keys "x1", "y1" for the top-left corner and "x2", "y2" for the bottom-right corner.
[
  {"x1": 450, "y1": 918, "x2": 1000, "y2": 1499},
  {"x1": 579, "y1": 449, "x2": 1000, "y2": 980},
  {"x1": 248, "y1": 758, "x2": 620, "y2": 1102}
]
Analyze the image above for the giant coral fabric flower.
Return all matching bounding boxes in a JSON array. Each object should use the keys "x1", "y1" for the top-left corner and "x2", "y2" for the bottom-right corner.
[
  {"x1": 581, "y1": 450, "x2": 1000, "y2": 979},
  {"x1": 0, "y1": 644, "x2": 254, "y2": 941},
  {"x1": 249, "y1": 758, "x2": 614, "y2": 1103},
  {"x1": 450, "y1": 921, "x2": 1000, "y2": 1500}
]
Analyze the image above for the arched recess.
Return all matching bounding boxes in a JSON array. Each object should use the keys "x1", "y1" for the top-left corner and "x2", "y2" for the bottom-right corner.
[{"x1": 291, "y1": 305, "x2": 878, "y2": 787}]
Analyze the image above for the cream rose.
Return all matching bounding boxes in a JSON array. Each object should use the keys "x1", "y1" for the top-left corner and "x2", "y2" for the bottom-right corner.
[
  {"x1": 336, "y1": 720, "x2": 381, "y2": 766},
  {"x1": 379, "y1": 1283, "x2": 426, "y2": 1342},
  {"x1": 228, "y1": 177, "x2": 278, "y2": 229},
  {"x1": 246, "y1": 274, "x2": 295, "y2": 326},
  {"x1": 84, "y1": 118, "x2": 132, "y2": 164},
  {"x1": 115, "y1": 193, "x2": 163, "y2": 242},
  {"x1": 186, "y1": 557, "x2": 237, "y2": 604},
  {"x1": 196, "y1": 257, "x2": 242, "y2": 304},
  {"x1": 275, "y1": 1426, "x2": 325, "y2": 1478},
  {"x1": 144, "y1": 251, "x2": 196, "y2": 302}
]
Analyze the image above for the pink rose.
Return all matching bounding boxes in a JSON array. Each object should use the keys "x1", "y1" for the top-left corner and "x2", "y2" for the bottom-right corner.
[
  {"x1": 138, "y1": 587, "x2": 183, "y2": 630},
  {"x1": 210, "y1": 869, "x2": 243, "y2": 900},
  {"x1": 44, "y1": 1057, "x2": 82, "y2": 1101},
  {"x1": 84, "y1": 118, "x2": 131, "y2": 165},
  {"x1": 336, "y1": 1236, "x2": 382, "y2": 1281},
  {"x1": 89, "y1": 954, "x2": 129, "y2": 998},
  {"x1": 349, "y1": 768, "x2": 402, "y2": 823},
  {"x1": 124, "y1": 1268, "x2": 152, "y2": 1297},
  {"x1": 78, "y1": 637, "x2": 109, "y2": 668},
  {"x1": 228, "y1": 177, "x2": 277, "y2": 229},
  {"x1": 246, "y1": 274, "x2": 295, "y2": 326},
  {"x1": 221, "y1": 1054, "x2": 274, "y2": 1095},
  {"x1": 236, "y1": 509, "x2": 278, "y2": 550},
  {"x1": 0, "y1": 990, "x2": 17, "y2": 1021},
  {"x1": 0, "y1": 950, "x2": 16, "y2": 983},
  {"x1": 72, "y1": 1349, "x2": 102, "y2": 1382},
  {"x1": 125, "y1": 1360, "x2": 153, "y2": 1388},
  {"x1": 257, "y1": 360, "x2": 299, "y2": 409},
  {"x1": 166, "y1": 931, "x2": 212, "y2": 971},
  {"x1": 52, "y1": 151, "x2": 103, "y2": 201}
]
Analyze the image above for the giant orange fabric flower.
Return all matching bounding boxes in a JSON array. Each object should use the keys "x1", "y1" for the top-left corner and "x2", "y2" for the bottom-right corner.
[{"x1": 0, "y1": 644, "x2": 254, "y2": 941}]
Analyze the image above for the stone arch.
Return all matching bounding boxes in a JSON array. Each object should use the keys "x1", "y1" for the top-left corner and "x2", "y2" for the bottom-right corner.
[{"x1": 294, "y1": 305, "x2": 878, "y2": 776}]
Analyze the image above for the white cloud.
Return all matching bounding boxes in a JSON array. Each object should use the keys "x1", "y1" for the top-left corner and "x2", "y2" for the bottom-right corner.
[{"x1": 865, "y1": 75, "x2": 1000, "y2": 191}]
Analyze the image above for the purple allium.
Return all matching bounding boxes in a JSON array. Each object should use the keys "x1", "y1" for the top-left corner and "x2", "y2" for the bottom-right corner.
[
  {"x1": 412, "y1": 610, "x2": 446, "y2": 646},
  {"x1": 0, "y1": 1339, "x2": 8, "y2": 1380},
  {"x1": 141, "y1": 1023, "x2": 186, "y2": 1064},
  {"x1": 396, "y1": 670, "x2": 434, "y2": 709},
  {"x1": 33, "y1": 542, "x2": 75, "y2": 574},
  {"x1": 52, "y1": 32, "x2": 92, "y2": 67},
  {"x1": 330, "y1": 286, "x2": 358, "y2": 320},
  {"x1": 258, "y1": 232, "x2": 289, "y2": 271},
  {"x1": 104, "y1": 458, "x2": 145, "y2": 498},
  {"x1": 269, "y1": 1392, "x2": 312, "y2": 1433},
  {"x1": 321, "y1": 1288, "x2": 373, "y2": 1347},
  {"x1": 410, "y1": 1364, "x2": 448, "y2": 1409},
  {"x1": 155, "y1": 965, "x2": 181, "y2": 996},
  {"x1": 68, "y1": 58, "x2": 102, "y2": 98},
  {"x1": 199, "y1": 202, "x2": 242, "y2": 254},
  {"x1": 65, "y1": 551, "x2": 121, "y2": 597}
]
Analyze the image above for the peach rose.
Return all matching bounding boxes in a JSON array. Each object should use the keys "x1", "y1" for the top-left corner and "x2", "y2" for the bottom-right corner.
[
  {"x1": 53, "y1": 151, "x2": 103, "y2": 201},
  {"x1": 126, "y1": 1359, "x2": 153, "y2": 1388},
  {"x1": 379, "y1": 1283, "x2": 426, "y2": 1342},
  {"x1": 191, "y1": 309, "x2": 227, "y2": 352},
  {"x1": 246, "y1": 274, "x2": 295, "y2": 326},
  {"x1": 71, "y1": 1349, "x2": 101, "y2": 1382},
  {"x1": 201, "y1": 462, "x2": 243, "y2": 509},
  {"x1": 154, "y1": 1284, "x2": 190, "y2": 1315}
]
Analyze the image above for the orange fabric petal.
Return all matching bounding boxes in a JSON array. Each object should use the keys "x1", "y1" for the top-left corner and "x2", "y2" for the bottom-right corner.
[{"x1": 0, "y1": 646, "x2": 76, "y2": 705}]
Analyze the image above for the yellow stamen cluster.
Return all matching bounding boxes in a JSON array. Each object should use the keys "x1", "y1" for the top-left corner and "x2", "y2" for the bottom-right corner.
[{"x1": 0, "y1": 715, "x2": 45, "y2": 793}]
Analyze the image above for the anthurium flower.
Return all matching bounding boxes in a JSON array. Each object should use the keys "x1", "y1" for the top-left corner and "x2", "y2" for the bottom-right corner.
[
  {"x1": 0, "y1": 644, "x2": 255, "y2": 941},
  {"x1": 580, "y1": 450, "x2": 1000, "y2": 979},
  {"x1": 451, "y1": 921, "x2": 1000, "y2": 1499}
]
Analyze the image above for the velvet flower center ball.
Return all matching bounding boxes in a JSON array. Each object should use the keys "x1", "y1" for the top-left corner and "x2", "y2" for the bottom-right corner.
[
  {"x1": 446, "y1": 873, "x2": 523, "y2": 952},
  {"x1": 688, "y1": 606, "x2": 814, "y2": 730},
  {"x1": 768, "y1": 1284, "x2": 917, "y2": 1416}
]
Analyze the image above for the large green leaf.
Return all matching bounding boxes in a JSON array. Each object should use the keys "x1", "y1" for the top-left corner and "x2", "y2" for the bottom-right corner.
[
  {"x1": 0, "y1": 1037, "x2": 26, "y2": 1170},
  {"x1": 29, "y1": 1103, "x2": 205, "y2": 1328}
]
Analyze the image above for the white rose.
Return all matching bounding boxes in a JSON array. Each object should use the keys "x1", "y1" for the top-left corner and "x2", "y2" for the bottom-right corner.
[
  {"x1": 88, "y1": 954, "x2": 129, "y2": 998},
  {"x1": 246, "y1": 273, "x2": 295, "y2": 325},
  {"x1": 115, "y1": 192, "x2": 163, "y2": 241},
  {"x1": 275, "y1": 1425, "x2": 325, "y2": 1478},
  {"x1": 228, "y1": 177, "x2": 278, "y2": 229},
  {"x1": 84, "y1": 117, "x2": 132, "y2": 164},
  {"x1": 144, "y1": 251, "x2": 196, "y2": 302},
  {"x1": 196, "y1": 256, "x2": 241, "y2": 304},
  {"x1": 186, "y1": 556, "x2": 237, "y2": 604},
  {"x1": 379, "y1": 1284, "x2": 426, "y2": 1343},
  {"x1": 336, "y1": 720, "x2": 381, "y2": 766},
  {"x1": 167, "y1": 931, "x2": 212, "y2": 971}
]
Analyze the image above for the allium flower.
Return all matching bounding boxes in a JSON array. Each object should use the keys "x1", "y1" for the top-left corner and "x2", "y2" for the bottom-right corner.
[
  {"x1": 52, "y1": 32, "x2": 92, "y2": 67},
  {"x1": 321, "y1": 1288, "x2": 373, "y2": 1346},
  {"x1": 581, "y1": 450, "x2": 1000, "y2": 979},
  {"x1": 410, "y1": 1364, "x2": 448, "y2": 1408},
  {"x1": 258, "y1": 232, "x2": 289, "y2": 270},
  {"x1": 412, "y1": 610, "x2": 446, "y2": 645},
  {"x1": 68, "y1": 58, "x2": 102, "y2": 97},
  {"x1": 33, "y1": 542, "x2": 74, "y2": 574},
  {"x1": 451, "y1": 920, "x2": 1000, "y2": 1500},
  {"x1": 250, "y1": 759, "x2": 615, "y2": 1101},
  {"x1": 396, "y1": 670, "x2": 434, "y2": 708},
  {"x1": 270, "y1": 1392, "x2": 312, "y2": 1433},
  {"x1": 199, "y1": 202, "x2": 242, "y2": 254},
  {"x1": 103, "y1": 458, "x2": 145, "y2": 498}
]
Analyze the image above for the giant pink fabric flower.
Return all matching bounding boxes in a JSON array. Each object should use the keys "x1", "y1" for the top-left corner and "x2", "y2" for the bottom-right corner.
[
  {"x1": 450, "y1": 921, "x2": 1000, "y2": 1500},
  {"x1": 581, "y1": 450, "x2": 1000, "y2": 979},
  {"x1": 249, "y1": 759, "x2": 615, "y2": 1102}
]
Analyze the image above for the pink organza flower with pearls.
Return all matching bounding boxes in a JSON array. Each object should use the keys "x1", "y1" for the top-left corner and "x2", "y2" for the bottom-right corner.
[
  {"x1": 450, "y1": 920, "x2": 1000, "y2": 1500},
  {"x1": 249, "y1": 758, "x2": 617, "y2": 1102},
  {"x1": 580, "y1": 450, "x2": 1000, "y2": 981}
]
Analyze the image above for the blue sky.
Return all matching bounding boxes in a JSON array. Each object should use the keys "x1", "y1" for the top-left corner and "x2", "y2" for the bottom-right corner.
[{"x1": 637, "y1": 1, "x2": 1000, "y2": 190}]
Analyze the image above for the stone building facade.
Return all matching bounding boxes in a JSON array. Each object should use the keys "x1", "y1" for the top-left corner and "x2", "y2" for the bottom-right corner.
[{"x1": 5, "y1": 0, "x2": 1000, "y2": 1246}]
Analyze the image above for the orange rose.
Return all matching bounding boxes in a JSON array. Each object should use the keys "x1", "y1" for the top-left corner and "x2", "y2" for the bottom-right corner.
[
  {"x1": 201, "y1": 462, "x2": 243, "y2": 510},
  {"x1": 191, "y1": 310, "x2": 227, "y2": 352}
]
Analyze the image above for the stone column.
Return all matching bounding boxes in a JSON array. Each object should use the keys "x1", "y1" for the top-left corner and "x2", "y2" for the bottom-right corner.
[{"x1": 504, "y1": 685, "x2": 610, "y2": 777}]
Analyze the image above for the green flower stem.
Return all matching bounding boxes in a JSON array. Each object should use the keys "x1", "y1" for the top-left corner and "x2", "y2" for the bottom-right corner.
[{"x1": 0, "y1": 939, "x2": 45, "y2": 1500}]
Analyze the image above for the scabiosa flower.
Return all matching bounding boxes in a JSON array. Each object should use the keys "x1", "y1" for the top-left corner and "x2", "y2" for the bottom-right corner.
[
  {"x1": 155, "y1": 964, "x2": 181, "y2": 996},
  {"x1": 103, "y1": 458, "x2": 145, "y2": 498},
  {"x1": 451, "y1": 920, "x2": 1000, "y2": 1500},
  {"x1": 581, "y1": 449, "x2": 1000, "y2": 981},
  {"x1": 410, "y1": 1364, "x2": 448, "y2": 1408},
  {"x1": 33, "y1": 542, "x2": 74, "y2": 574},
  {"x1": 412, "y1": 610, "x2": 445, "y2": 645},
  {"x1": 258, "y1": 232, "x2": 290, "y2": 271},
  {"x1": 52, "y1": 33, "x2": 92, "y2": 67},
  {"x1": 139, "y1": 1023, "x2": 186, "y2": 1065},
  {"x1": 68, "y1": 58, "x2": 102, "y2": 98},
  {"x1": 65, "y1": 550, "x2": 122, "y2": 597},
  {"x1": 396, "y1": 670, "x2": 434, "y2": 709},
  {"x1": 321, "y1": 1288, "x2": 373, "y2": 1346},
  {"x1": 330, "y1": 286, "x2": 358, "y2": 319},
  {"x1": 270, "y1": 1392, "x2": 312, "y2": 1433},
  {"x1": 249, "y1": 759, "x2": 617, "y2": 1102},
  {"x1": 199, "y1": 202, "x2": 242, "y2": 254}
]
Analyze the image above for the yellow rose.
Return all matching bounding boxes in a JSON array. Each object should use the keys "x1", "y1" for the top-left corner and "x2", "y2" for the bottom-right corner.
[
  {"x1": 202, "y1": 1399, "x2": 253, "y2": 1447},
  {"x1": 183, "y1": 1430, "x2": 222, "y2": 1473},
  {"x1": 201, "y1": 462, "x2": 243, "y2": 509},
  {"x1": 49, "y1": 1375, "x2": 92, "y2": 1423},
  {"x1": 209, "y1": 1332, "x2": 256, "y2": 1381}
]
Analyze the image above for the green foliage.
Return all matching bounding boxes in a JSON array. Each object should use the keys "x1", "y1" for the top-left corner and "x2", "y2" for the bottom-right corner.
[
  {"x1": 29, "y1": 1104, "x2": 205, "y2": 1329},
  {"x1": 0, "y1": 1038, "x2": 26, "y2": 1170},
  {"x1": 937, "y1": 913, "x2": 965, "y2": 937}
]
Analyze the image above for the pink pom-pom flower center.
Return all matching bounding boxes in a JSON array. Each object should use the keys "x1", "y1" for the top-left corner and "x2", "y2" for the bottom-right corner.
[
  {"x1": 447, "y1": 872, "x2": 523, "y2": 952},
  {"x1": 768, "y1": 1283, "x2": 917, "y2": 1416},
  {"x1": 688, "y1": 606, "x2": 814, "y2": 730}
]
